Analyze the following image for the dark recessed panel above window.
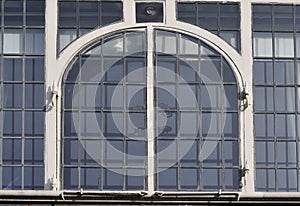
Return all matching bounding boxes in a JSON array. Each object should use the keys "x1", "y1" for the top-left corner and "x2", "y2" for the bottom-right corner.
[{"x1": 136, "y1": 2, "x2": 164, "y2": 23}]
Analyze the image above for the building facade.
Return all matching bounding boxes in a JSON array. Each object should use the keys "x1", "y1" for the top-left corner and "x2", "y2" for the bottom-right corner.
[{"x1": 0, "y1": 0, "x2": 299, "y2": 204}]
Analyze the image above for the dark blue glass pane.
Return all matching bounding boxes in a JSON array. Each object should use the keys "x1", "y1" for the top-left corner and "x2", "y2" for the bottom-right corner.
[
  {"x1": 274, "y1": 5, "x2": 293, "y2": 31},
  {"x1": 252, "y1": 5, "x2": 272, "y2": 31},
  {"x1": 59, "y1": 2, "x2": 76, "y2": 27},
  {"x1": 177, "y1": 3, "x2": 196, "y2": 25},
  {"x1": 3, "y1": 58, "x2": 22, "y2": 81},
  {"x1": 101, "y1": 2, "x2": 123, "y2": 26},
  {"x1": 24, "y1": 167, "x2": 44, "y2": 190}
]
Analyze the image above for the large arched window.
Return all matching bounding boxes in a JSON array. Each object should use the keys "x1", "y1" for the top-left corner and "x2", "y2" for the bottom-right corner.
[{"x1": 62, "y1": 28, "x2": 240, "y2": 191}]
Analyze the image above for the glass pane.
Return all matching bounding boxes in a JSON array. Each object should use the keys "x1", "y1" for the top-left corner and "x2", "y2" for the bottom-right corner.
[
  {"x1": 102, "y1": 35, "x2": 123, "y2": 56},
  {"x1": 179, "y1": 112, "x2": 199, "y2": 136},
  {"x1": 3, "y1": 111, "x2": 22, "y2": 137},
  {"x1": 157, "y1": 140, "x2": 177, "y2": 164},
  {"x1": 59, "y1": 2, "x2": 76, "y2": 27},
  {"x1": 58, "y1": 29, "x2": 77, "y2": 51},
  {"x1": 24, "y1": 139, "x2": 44, "y2": 165},
  {"x1": 3, "y1": 139, "x2": 22, "y2": 164},
  {"x1": 202, "y1": 168, "x2": 222, "y2": 190},
  {"x1": 274, "y1": 5, "x2": 293, "y2": 31},
  {"x1": 104, "y1": 140, "x2": 123, "y2": 166},
  {"x1": 126, "y1": 113, "x2": 146, "y2": 138},
  {"x1": 179, "y1": 140, "x2": 198, "y2": 164},
  {"x1": 126, "y1": 169, "x2": 145, "y2": 190},
  {"x1": 104, "y1": 85, "x2": 124, "y2": 109},
  {"x1": 64, "y1": 139, "x2": 78, "y2": 165},
  {"x1": 25, "y1": 84, "x2": 44, "y2": 109},
  {"x1": 157, "y1": 85, "x2": 176, "y2": 109},
  {"x1": 277, "y1": 142, "x2": 297, "y2": 166},
  {"x1": 253, "y1": 32, "x2": 272, "y2": 57},
  {"x1": 126, "y1": 58, "x2": 146, "y2": 82},
  {"x1": 4, "y1": 29, "x2": 23, "y2": 54},
  {"x1": 80, "y1": 112, "x2": 101, "y2": 137},
  {"x1": 79, "y1": 2, "x2": 99, "y2": 28},
  {"x1": 253, "y1": 60, "x2": 273, "y2": 85},
  {"x1": 202, "y1": 112, "x2": 222, "y2": 137},
  {"x1": 179, "y1": 58, "x2": 199, "y2": 83},
  {"x1": 219, "y1": 31, "x2": 239, "y2": 50},
  {"x1": 25, "y1": 58, "x2": 44, "y2": 81},
  {"x1": 156, "y1": 30, "x2": 177, "y2": 54},
  {"x1": 179, "y1": 34, "x2": 198, "y2": 55},
  {"x1": 197, "y1": 3, "x2": 218, "y2": 30},
  {"x1": 224, "y1": 85, "x2": 238, "y2": 110},
  {"x1": 26, "y1": 1, "x2": 45, "y2": 26},
  {"x1": 256, "y1": 169, "x2": 275, "y2": 191},
  {"x1": 80, "y1": 57, "x2": 101, "y2": 82},
  {"x1": 64, "y1": 112, "x2": 78, "y2": 137},
  {"x1": 224, "y1": 169, "x2": 239, "y2": 190},
  {"x1": 3, "y1": 84, "x2": 23, "y2": 108},
  {"x1": 275, "y1": 33, "x2": 294, "y2": 58},
  {"x1": 80, "y1": 84, "x2": 101, "y2": 109},
  {"x1": 157, "y1": 57, "x2": 177, "y2": 82},
  {"x1": 24, "y1": 167, "x2": 44, "y2": 190},
  {"x1": 278, "y1": 169, "x2": 297, "y2": 192},
  {"x1": 252, "y1": 5, "x2": 272, "y2": 31},
  {"x1": 201, "y1": 85, "x2": 221, "y2": 110},
  {"x1": 24, "y1": 112, "x2": 44, "y2": 137},
  {"x1": 101, "y1": 2, "x2": 123, "y2": 26},
  {"x1": 125, "y1": 32, "x2": 145, "y2": 55},
  {"x1": 25, "y1": 29, "x2": 45, "y2": 54},
  {"x1": 180, "y1": 168, "x2": 198, "y2": 190},
  {"x1": 157, "y1": 111, "x2": 177, "y2": 137},
  {"x1": 224, "y1": 113, "x2": 238, "y2": 138},
  {"x1": 103, "y1": 169, "x2": 123, "y2": 190},
  {"x1": 219, "y1": 4, "x2": 240, "y2": 30},
  {"x1": 80, "y1": 168, "x2": 101, "y2": 190},
  {"x1": 254, "y1": 87, "x2": 274, "y2": 112},
  {"x1": 254, "y1": 114, "x2": 274, "y2": 138},
  {"x1": 276, "y1": 114, "x2": 296, "y2": 139},
  {"x1": 104, "y1": 58, "x2": 123, "y2": 82},
  {"x1": 275, "y1": 87, "x2": 295, "y2": 112},
  {"x1": 104, "y1": 113, "x2": 124, "y2": 137},
  {"x1": 200, "y1": 57, "x2": 221, "y2": 83},
  {"x1": 3, "y1": 58, "x2": 22, "y2": 81},
  {"x1": 178, "y1": 85, "x2": 198, "y2": 109},
  {"x1": 80, "y1": 140, "x2": 101, "y2": 165},
  {"x1": 2, "y1": 167, "x2": 22, "y2": 190},
  {"x1": 63, "y1": 167, "x2": 78, "y2": 189},
  {"x1": 177, "y1": 3, "x2": 196, "y2": 25},
  {"x1": 255, "y1": 141, "x2": 275, "y2": 166},
  {"x1": 158, "y1": 168, "x2": 178, "y2": 190}
]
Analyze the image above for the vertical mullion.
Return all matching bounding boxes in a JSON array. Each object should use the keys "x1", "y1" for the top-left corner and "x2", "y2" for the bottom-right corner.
[{"x1": 146, "y1": 25, "x2": 155, "y2": 195}]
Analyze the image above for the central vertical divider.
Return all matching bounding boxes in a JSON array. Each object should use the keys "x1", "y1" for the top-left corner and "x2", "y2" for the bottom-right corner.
[{"x1": 147, "y1": 25, "x2": 155, "y2": 195}]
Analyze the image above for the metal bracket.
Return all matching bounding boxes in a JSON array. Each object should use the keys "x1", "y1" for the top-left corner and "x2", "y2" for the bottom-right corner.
[{"x1": 239, "y1": 88, "x2": 249, "y2": 111}]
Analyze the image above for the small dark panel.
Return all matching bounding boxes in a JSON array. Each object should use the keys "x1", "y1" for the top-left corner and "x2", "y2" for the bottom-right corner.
[{"x1": 136, "y1": 2, "x2": 163, "y2": 23}]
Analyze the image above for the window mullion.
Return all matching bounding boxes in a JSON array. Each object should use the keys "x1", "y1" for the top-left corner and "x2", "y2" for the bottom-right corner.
[{"x1": 146, "y1": 25, "x2": 155, "y2": 195}]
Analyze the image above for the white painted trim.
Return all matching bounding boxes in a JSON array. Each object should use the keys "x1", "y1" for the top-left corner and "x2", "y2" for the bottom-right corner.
[{"x1": 45, "y1": 0, "x2": 58, "y2": 190}]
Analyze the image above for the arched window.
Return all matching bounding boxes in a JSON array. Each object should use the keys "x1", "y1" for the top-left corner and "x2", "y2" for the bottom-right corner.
[{"x1": 62, "y1": 29, "x2": 240, "y2": 191}]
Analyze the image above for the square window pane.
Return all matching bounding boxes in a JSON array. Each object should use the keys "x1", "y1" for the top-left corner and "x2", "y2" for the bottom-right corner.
[
  {"x1": 202, "y1": 168, "x2": 222, "y2": 190},
  {"x1": 157, "y1": 111, "x2": 177, "y2": 137},
  {"x1": 3, "y1": 58, "x2": 22, "y2": 81},
  {"x1": 4, "y1": 29, "x2": 23, "y2": 54},
  {"x1": 179, "y1": 58, "x2": 199, "y2": 83},
  {"x1": 254, "y1": 114, "x2": 274, "y2": 139},
  {"x1": 25, "y1": 58, "x2": 44, "y2": 81},
  {"x1": 102, "y1": 35, "x2": 123, "y2": 56},
  {"x1": 80, "y1": 84, "x2": 101, "y2": 110},
  {"x1": 179, "y1": 35, "x2": 198, "y2": 55},
  {"x1": 126, "y1": 169, "x2": 145, "y2": 190},
  {"x1": 80, "y1": 112, "x2": 101, "y2": 138},
  {"x1": 255, "y1": 169, "x2": 275, "y2": 192},
  {"x1": 80, "y1": 140, "x2": 101, "y2": 165},
  {"x1": 25, "y1": 29, "x2": 45, "y2": 54},
  {"x1": 180, "y1": 168, "x2": 198, "y2": 190},
  {"x1": 275, "y1": 87, "x2": 295, "y2": 112},
  {"x1": 127, "y1": 85, "x2": 145, "y2": 111},
  {"x1": 126, "y1": 113, "x2": 146, "y2": 138},
  {"x1": 59, "y1": 2, "x2": 76, "y2": 27},
  {"x1": 64, "y1": 112, "x2": 78, "y2": 137},
  {"x1": 277, "y1": 142, "x2": 297, "y2": 167},
  {"x1": 2, "y1": 167, "x2": 22, "y2": 190},
  {"x1": 3, "y1": 139, "x2": 22, "y2": 164},
  {"x1": 255, "y1": 141, "x2": 275, "y2": 166},
  {"x1": 126, "y1": 58, "x2": 146, "y2": 82},
  {"x1": 101, "y1": 2, "x2": 123, "y2": 26},
  {"x1": 26, "y1": 1, "x2": 45, "y2": 26},
  {"x1": 252, "y1": 5, "x2": 272, "y2": 31},
  {"x1": 157, "y1": 57, "x2": 177, "y2": 82},
  {"x1": 104, "y1": 113, "x2": 124, "y2": 137},
  {"x1": 103, "y1": 169, "x2": 123, "y2": 190},
  {"x1": 274, "y1": 5, "x2": 293, "y2": 31},
  {"x1": 179, "y1": 112, "x2": 199, "y2": 136},
  {"x1": 200, "y1": 57, "x2": 221, "y2": 83},
  {"x1": 81, "y1": 57, "x2": 101, "y2": 82},
  {"x1": 278, "y1": 169, "x2": 297, "y2": 192},
  {"x1": 80, "y1": 168, "x2": 101, "y2": 190},
  {"x1": 254, "y1": 87, "x2": 274, "y2": 112},
  {"x1": 219, "y1": 4, "x2": 240, "y2": 30},
  {"x1": 125, "y1": 32, "x2": 146, "y2": 56},
  {"x1": 58, "y1": 29, "x2": 77, "y2": 51},
  {"x1": 224, "y1": 113, "x2": 238, "y2": 138},
  {"x1": 79, "y1": 2, "x2": 99, "y2": 28},
  {"x1": 177, "y1": 3, "x2": 196, "y2": 25},
  {"x1": 25, "y1": 84, "x2": 44, "y2": 109},
  {"x1": 156, "y1": 30, "x2": 177, "y2": 54},
  {"x1": 197, "y1": 3, "x2": 218, "y2": 30},
  {"x1": 157, "y1": 84, "x2": 176, "y2": 109},
  {"x1": 276, "y1": 114, "x2": 296, "y2": 139},
  {"x1": 274, "y1": 61, "x2": 294, "y2": 85},
  {"x1": 24, "y1": 139, "x2": 44, "y2": 165},
  {"x1": 202, "y1": 112, "x2": 222, "y2": 137},
  {"x1": 253, "y1": 32, "x2": 272, "y2": 57},
  {"x1": 24, "y1": 111, "x2": 44, "y2": 137},
  {"x1": 3, "y1": 83, "x2": 23, "y2": 108},
  {"x1": 157, "y1": 140, "x2": 177, "y2": 164},
  {"x1": 24, "y1": 167, "x2": 44, "y2": 190},
  {"x1": 103, "y1": 58, "x2": 123, "y2": 82},
  {"x1": 64, "y1": 139, "x2": 78, "y2": 165},
  {"x1": 275, "y1": 33, "x2": 294, "y2": 58},
  {"x1": 63, "y1": 167, "x2": 78, "y2": 190},
  {"x1": 224, "y1": 141, "x2": 239, "y2": 166},
  {"x1": 253, "y1": 60, "x2": 273, "y2": 85},
  {"x1": 104, "y1": 85, "x2": 124, "y2": 109},
  {"x1": 126, "y1": 140, "x2": 145, "y2": 166},
  {"x1": 224, "y1": 85, "x2": 238, "y2": 110},
  {"x1": 178, "y1": 84, "x2": 199, "y2": 109},
  {"x1": 158, "y1": 168, "x2": 178, "y2": 190},
  {"x1": 201, "y1": 85, "x2": 221, "y2": 110},
  {"x1": 103, "y1": 140, "x2": 123, "y2": 166},
  {"x1": 202, "y1": 141, "x2": 222, "y2": 166},
  {"x1": 179, "y1": 140, "x2": 198, "y2": 165},
  {"x1": 3, "y1": 111, "x2": 22, "y2": 137}
]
